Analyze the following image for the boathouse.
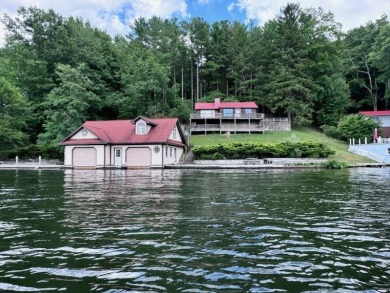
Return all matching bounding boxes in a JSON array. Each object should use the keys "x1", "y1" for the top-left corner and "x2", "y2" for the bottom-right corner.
[{"x1": 60, "y1": 116, "x2": 187, "y2": 169}]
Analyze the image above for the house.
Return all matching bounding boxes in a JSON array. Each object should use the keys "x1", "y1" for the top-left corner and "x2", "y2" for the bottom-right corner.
[
  {"x1": 360, "y1": 110, "x2": 390, "y2": 137},
  {"x1": 190, "y1": 98, "x2": 290, "y2": 135},
  {"x1": 60, "y1": 116, "x2": 187, "y2": 169}
]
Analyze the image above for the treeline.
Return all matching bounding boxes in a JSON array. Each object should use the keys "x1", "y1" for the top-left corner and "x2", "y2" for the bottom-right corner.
[{"x1": 0, "y1": 4, "x2": 389, "y2": 150}]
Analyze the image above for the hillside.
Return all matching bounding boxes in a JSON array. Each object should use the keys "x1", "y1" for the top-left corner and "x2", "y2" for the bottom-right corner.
[{"x1": 188, "y1": 127, "x2": 374, "y2": 165}]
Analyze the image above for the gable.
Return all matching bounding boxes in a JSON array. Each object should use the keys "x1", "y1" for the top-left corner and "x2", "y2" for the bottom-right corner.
[{"x1": 71, "y1": 128, "x2": 98, "y2": 139}]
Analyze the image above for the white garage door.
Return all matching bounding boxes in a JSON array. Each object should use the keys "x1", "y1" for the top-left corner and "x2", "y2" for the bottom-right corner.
[
  {"x1": 73, "y1": 147, "x2": 97, "y2": 167},
  {"x1": 126, "y1": 147, "x2": 151, "y2": 167}
]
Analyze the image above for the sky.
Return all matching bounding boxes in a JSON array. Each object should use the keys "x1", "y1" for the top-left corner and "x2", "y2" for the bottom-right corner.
[{"x1": 0, "y1": 0, "x2": 389, "y2": 46}]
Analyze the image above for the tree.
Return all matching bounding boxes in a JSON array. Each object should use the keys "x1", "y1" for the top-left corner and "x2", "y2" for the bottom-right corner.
[
  {"x1": 344, "y1": 16, "x2": 388, "y2": 111},
  {"x1": 307, "y1": 8, "x2": 351, "y2": 126},
  {"x1": 227, "y1": 21, "x2": 251, "y2": 99},
  {"x1": 370, "y1": 20, "x2": 390, "y2": 107},
  {"x1": 261, "y1": 3, "x2": 319, "y2": 126},
  {"x1": 112, "y1": 41, "x2": 177, "y2": 118},
  {"x1": 182, "y1": 17, "x2": 210, "y2": 102},
  {"x1": 0, "y1": 77, "x2": 29, "y2": 149},
  {"x1": 1, "y1": 7, "x2": 118, "y2": 141},
  {"x1": 204, "y1": 20, "x2": 231, "y2": 97},
  {"x1": 38, "y1": 64, "x2": 100, "y2": 146}
]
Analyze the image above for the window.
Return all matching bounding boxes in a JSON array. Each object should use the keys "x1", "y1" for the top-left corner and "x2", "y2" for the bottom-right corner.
[
  {"x1": 81, "y1": 129, "x2": 88, "y2": 137},
  {"x1": 165, "y1": 146, "x2": 168, "y2": 157},
  {"x1": 244, "y1": 108, "x2": 252, "y2": 117},
  {"x1": 223, "y1": 109, "x2": 234, "y2": 117},
  {"x1": 136, "y1": 121, "x2": 146, "y2": 135},
  {"x1": 173, "y1": 128, "x2": 177, "y2": 139},
  {"x1": 170, "y1": 147, "x2": 172, "y2": 157},
  {"x1": 200, "y1": 110, "x2": 215, "y2": 118}
]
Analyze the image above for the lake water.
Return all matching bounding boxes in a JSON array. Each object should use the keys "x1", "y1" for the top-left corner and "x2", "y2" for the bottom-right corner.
[{"x1": 0, "y1": 168, "x2": 389, "y2": 292}]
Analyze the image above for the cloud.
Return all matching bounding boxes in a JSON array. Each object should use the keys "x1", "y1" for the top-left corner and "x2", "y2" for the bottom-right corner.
[
  {"x1": 227, "y1": 3, "x2": 236, "y2": 13},
  {"x1": 235, "y1": 0, "x2": 390, "y2": 31},
  {"x1": 0, "y1": 0, "x2": 188, "y2": 46},
  {"x1": 0, "y1": 0, "x2": 388, "y2": 47}
]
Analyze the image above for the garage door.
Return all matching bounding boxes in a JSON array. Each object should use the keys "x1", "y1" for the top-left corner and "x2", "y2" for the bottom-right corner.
[
  {"x1": 73, "y1": 147, "x2": 97, "y2": 167},
  {"x1": 126, "y1": 147, "x2": 151, "y2": 167}
]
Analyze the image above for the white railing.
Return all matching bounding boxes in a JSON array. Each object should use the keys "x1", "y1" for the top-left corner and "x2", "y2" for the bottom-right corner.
[
  {"x1": 190, "y1": 118, "x2": 290, "y2": 132},
  {"x1": 261, "y1": 118, "x2": 290, "y2": 131}
]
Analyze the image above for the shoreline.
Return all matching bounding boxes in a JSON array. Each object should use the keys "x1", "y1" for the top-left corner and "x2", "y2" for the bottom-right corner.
[{"x1": 0, "y1": 162, "x2": 387, "y2": 170}]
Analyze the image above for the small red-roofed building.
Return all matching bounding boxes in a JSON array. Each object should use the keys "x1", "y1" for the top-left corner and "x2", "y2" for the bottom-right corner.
[
  {"x1": 359, "y1": 110, "x2": 390, "y2": 137},
  {"x1": 190, "y1": 98, "x2": 290, "y2": 135},
  {"x1": 60, "y1": 116, "x2": 187, "y2": 169}
]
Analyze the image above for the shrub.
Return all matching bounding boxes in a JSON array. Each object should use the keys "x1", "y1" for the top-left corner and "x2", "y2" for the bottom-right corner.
[
  {"x1": 322, "y1": 125, "x2": 344, "y2": 141},
  {"x1": 321, "y1": 160, "x2": 348, "y2": 169},
  {"x1": 337, "y1": 114, "x2": 380, "y2": 141},
  {"x1": 192, "y1": 142, "x2": 335, "y2": 160}
]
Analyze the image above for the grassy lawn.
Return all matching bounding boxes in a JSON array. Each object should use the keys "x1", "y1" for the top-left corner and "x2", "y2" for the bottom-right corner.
[{"x1": 188, "y1": 127, "x2": 374, "y2": 165}]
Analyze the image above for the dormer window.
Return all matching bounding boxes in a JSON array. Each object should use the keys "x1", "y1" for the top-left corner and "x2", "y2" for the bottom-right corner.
[{"x1": 136, "y1": 121, "x2": 146, "y2": 135}]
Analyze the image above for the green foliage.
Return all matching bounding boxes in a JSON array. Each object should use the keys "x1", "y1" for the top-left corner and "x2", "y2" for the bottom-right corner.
[
  {"x1": 0, "y1": 4, "x2": 388, "y2": 149},
  {"x1": 6, "y1": 144, "x2": 63, "y2": 160},
  {"x1": 113, "y1": 41, "x2": 176, "y2": 118},
  {"x1": 38, "y1": 63, "x2": 100, "y2": 146},
  {"x1": 321, "y1": 160, "x2": 348, "y2": 169},
  {"x1": 337, "y1": 114, "x2": 380, "y2": 141},
  {"x1": 192, "y1": 141, "x2": 334, "y2": 160},
  {"x1": 321, "y1": 125, "x2": 344, "y2": 141},
  {"x1": 344, "y1": 16, "x2": 389, "y2": 110},
  {"x1": 0, "y1": 77, "x2": 29, "y2": 149},
  {"x1": 370, "y1": 21, "x2": 390, "y2": 101},
  {"x1": 168, "y1": 99, "x2": 193, "y2": 121}
]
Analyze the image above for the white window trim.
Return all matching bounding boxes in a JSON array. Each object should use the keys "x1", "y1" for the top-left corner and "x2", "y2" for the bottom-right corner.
[{"x1": 136, "y1": 121, "x2": 146, "y2": 135}]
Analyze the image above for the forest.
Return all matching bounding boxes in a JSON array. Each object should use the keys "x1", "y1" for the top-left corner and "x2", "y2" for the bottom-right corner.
[{"x1": 0, "y1": 3, "x2": 389, "y2": 152}]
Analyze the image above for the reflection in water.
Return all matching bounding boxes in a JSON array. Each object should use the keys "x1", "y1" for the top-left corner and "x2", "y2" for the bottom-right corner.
[{"x1": 0, "y1": 168, "x2": 389, "y2": 292}]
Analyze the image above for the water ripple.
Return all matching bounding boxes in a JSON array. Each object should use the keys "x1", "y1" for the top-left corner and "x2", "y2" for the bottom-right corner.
[{"x1": 0, "y1": 168, "x2": 389, "y2": 291}]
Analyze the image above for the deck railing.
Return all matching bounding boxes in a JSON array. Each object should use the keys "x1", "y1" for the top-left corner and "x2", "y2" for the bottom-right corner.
[{"x1": 190, "y1": 118, "x2": 290, "y2": 133}]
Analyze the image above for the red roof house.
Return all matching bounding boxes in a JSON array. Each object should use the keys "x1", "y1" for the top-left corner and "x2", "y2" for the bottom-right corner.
[
  {"x1": 190, "y1": 98, "x2": 268, "y2": 135},
  {"x1": 360, "y1": 110, "x2": 390, "y2": 137},
  {"x1": 60, "y1": 116, "x2": 187, "y2": 169}
]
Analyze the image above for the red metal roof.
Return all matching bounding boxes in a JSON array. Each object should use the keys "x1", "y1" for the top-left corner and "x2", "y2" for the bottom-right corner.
[
  {"x1": 195, "y1": 101, "x2": 258, "y2": 110},
  {"x1": 360, "y1": 110, "x2": 390, "y2": 116},
  {"x1": 61, "y1": 118, "x2": 186, "y2": 147}
]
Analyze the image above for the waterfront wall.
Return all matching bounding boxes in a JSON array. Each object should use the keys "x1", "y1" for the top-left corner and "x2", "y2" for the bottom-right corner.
[{"x1": 349, "y1": 143, "x2": 390, "y2": 163}]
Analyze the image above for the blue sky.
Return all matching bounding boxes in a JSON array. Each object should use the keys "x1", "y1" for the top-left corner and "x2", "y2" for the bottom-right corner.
[
  {"x1": 1, "y1": 0, "x2": 389, "y2": 46},
  {"x1": 187, "y1": 0, "x2": 245, "y2": 23}
]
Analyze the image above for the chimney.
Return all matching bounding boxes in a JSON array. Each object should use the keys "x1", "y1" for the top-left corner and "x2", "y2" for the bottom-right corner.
[{"x1": 215, "y1": 98, "x2": 221, "y2": 108}]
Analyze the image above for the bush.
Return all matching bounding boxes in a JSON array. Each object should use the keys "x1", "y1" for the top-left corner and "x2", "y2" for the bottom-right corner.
[
  {"x1": 192, "y1": 142, "x2": 335, "y2": 160},
  {"x1": 321, "y1": 125, "x2": 344, "y2": 141},
  {"x1": 337, "y1": 114, "x2": 380, "y2": 141},
  {"x1": 321, "y1": 160, "x2": 348, "y2": 169}
]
